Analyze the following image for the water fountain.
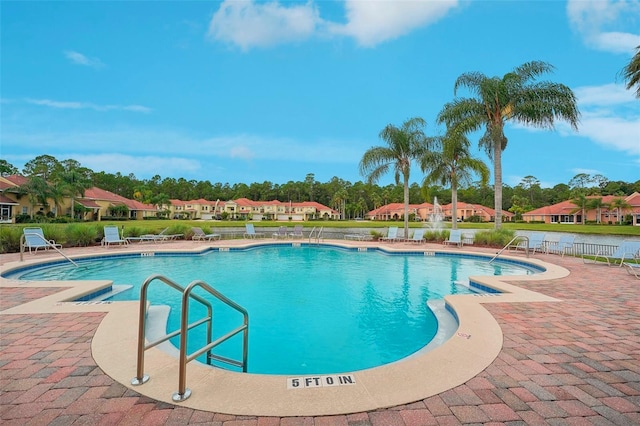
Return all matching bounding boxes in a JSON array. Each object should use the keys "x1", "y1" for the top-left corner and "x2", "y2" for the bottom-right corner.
[{"x1": 426, "y1": 197, "x2": 444, "y2": 230}]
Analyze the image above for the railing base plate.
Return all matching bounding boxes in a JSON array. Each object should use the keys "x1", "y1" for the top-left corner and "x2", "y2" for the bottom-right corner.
[
  {"x1": 131, "y1": 374, "x2": 150, "y2": 386},
  {"x1": 172, "y1": 389, "x2": 192, "y2": 402}
]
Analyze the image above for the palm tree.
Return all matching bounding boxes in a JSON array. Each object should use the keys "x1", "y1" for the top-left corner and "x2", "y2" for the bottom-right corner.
[
  {"x1": 586, "y1": 197, "x2": 605, "y2": 224},
  {"x1": 620, "y1": 45, "x2": 640, "y2": 98},
  {"x1": 438, "y1": 61, "x2": 580, "y2": 229},
  {"x1": 569, "y1": 192, "x2": 588, "y2": 224},
  {"x1": 56, "y1": 167, "x2": 93, "y2": 219},
  {"x1": 359, "y1": 117, "x2": 429, "y2": 238},
  {"x1": 420, "y1": 129, "x2": 489, "y2": 230},
  {"x1": 608, "y1": 197, "x2": 631, "y2": 224},
  {"x1": 19, "y1": 176, "x2": 53, "y2": 219}
]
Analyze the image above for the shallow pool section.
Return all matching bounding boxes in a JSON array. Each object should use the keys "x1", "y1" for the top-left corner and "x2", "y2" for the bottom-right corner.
[{"x1": 6, "y1": 245, "x2": 538, "y2": 375}]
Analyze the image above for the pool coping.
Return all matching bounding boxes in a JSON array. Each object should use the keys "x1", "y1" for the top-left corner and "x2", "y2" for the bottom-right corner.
[{"x1": 0, "y1": 240, "x2": 567, "y2": 417}]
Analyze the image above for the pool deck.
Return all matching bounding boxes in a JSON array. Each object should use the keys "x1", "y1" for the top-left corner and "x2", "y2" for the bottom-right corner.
[{"x1": 1, "y1": 239, "x2": 639, "y2": 425}]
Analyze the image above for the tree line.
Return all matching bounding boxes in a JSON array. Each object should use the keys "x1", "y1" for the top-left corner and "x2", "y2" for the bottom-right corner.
[{"x1": 1, "y1": 156, "x2": 637, "y2": 221}]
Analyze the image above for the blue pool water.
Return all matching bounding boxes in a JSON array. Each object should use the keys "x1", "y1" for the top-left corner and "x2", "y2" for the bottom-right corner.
[{"x1": 8, "y1": 245, "x2": 538, "y2": 374}]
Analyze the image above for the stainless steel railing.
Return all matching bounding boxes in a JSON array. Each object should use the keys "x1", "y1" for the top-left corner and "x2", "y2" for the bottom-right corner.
[{"x1": 131, "y1": 274, "x2": 248, "y2": 402}]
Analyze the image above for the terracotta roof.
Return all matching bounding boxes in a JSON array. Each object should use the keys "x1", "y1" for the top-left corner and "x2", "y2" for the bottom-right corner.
[
  {"x1": 83, "y1": 187, "x2": 156, "y2": 211},
  {"x1": 0, "y1": 194, "x2": 19, "y2": 205},
  {"x1": 0, "y1": 175, "x2": 29, "y2": 191}
]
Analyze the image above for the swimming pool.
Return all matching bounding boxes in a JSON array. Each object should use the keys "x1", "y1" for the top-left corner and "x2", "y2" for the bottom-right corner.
[{"x1": 6, "y1": 244, "x2": 539, "y2": 375}]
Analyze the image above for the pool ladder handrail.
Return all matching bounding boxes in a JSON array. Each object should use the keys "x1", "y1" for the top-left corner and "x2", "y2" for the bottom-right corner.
[
  {"x1": 308, "y1": 226, "x2": 324, "y2": 244},
  {"x1": 19, "y1": 233, "x2": 78, "y2": 267},
  {"x1": 131, "y1": 274, "x2": 249, "y2": 402},
  {"x1": 489, "y1": 235, "x2": 529, "y2": 263}
]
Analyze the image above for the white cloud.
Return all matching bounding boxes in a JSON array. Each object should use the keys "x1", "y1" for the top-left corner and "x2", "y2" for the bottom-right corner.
[
  {"x1": 574, "y1": 83, "x2": 637, "y2": 106},
  {"x1": 64, "y1": 50, "x2": 105, "y2": 68},
  {"x1": 208, "y1": 1, "x2": 321, "y2": 50},
  {"x1": 207, "y1": 0, "x2": 459, "y2": 50},
  {"x1": 25, "y1": 98, "x2": 152, "y2": 113},
  {"x1": 330, "y1": 0, "x2": 458, "y2": 47},
  {"x1": 563, "y1": 83, "x2": 640, "y2": 158},
  {"x1": 567, "y1": 0, "x2": 640, "y2": 53}
]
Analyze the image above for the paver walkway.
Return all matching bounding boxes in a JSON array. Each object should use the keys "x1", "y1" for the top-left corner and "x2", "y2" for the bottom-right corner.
[{"x1": 1, "y1": 242, "x2": 639, "y2": 425}]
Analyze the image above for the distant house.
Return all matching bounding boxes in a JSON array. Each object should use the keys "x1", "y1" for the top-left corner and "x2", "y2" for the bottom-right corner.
[
  {"x1": 522, "y1": 192, "x2": 640, "y2": 225},
  {"x1": 79, "y1": 187, "x2": 158, "y2": 221},
  {"x1": 0, "y1": 175, "x2": 28, "y2": 222},
  {"x1": 366, "y1": 203, "x2": 434, "y2": 221},
  {"x1": 366, "y1": 201, "x2": 511, "y2": 223},
  {"x1": 168, "y1": 198, "x2": 339, "y2": 221}
]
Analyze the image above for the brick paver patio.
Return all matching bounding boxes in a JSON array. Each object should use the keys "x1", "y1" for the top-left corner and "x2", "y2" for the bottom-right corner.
[{"x1": 1, "y1": 243, "x2": 639, "y2": 425}]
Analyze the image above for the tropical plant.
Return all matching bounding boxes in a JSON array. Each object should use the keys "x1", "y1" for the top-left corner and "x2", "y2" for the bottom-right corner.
[
  {"x1": 438, "y1": 61, "x2": 580, "y2": 229},
  {"x1": 359, "y1": 117, "x2": 429, "y2": 238},
  {"x1": 586, "y1": 197, "x2": 605, "y2": 224},
  {"x1": 55, "y1": 166, "x2": 93, "y2": 219},
  {"x1": 18, "y1": 176, "x2": 53, "y2": 219},
  {"x1": 420, "y1": 128, "x2": 489, "y2": 229},
  {"x1": 569, "y1": 192, "x2": 588, "y2": 224},
  {"x1": 620, "y1": 45, "x2": 640, "y2": 98},
  {"x1": 608, "y1": 197, "x2": 631, "y2": 225}
]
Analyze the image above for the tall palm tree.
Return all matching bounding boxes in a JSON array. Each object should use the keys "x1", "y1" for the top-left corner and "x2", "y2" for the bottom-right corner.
[
  {"x1": 569, "y1": 192, "x2": 588, "y2": 224},
  {"x1": 438, "y1": 61, "x2": 580, "y2": 229},
  {"x1": 620, "y1": 45, "x2": 640, "y2": 98},
  {"x1": 420, "y1": 129, "x2": 489, "y2": 230},
  {"x1": 359, "y1": 117, "x2": 429, "y2": 238}
]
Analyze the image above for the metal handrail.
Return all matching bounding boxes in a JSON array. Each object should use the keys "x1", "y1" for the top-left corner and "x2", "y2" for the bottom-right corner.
[
  {"x1": 130, "y1": 274, "x2": 248, "y2": 403},
  {"x1": 489, "y1": 235, "x2": 529, "y2": 263},
  {"x1": 174, "y1": 279, "x2": 248, "y2": 402},
  {"x1": 19, "y1": 232, "x2": 78, "y2": 266},
  {"x1": 308, "y1": 226, "x2": 323, "y2": 244}
]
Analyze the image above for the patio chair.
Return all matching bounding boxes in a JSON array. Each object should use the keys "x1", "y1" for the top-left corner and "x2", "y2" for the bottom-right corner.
[
  {"x1": 510, "y1": 232, "x2": 545, "y2": 254},
  {"x1": 102, "y1": 225, "x2": 129, "y2": 247},
  {"x1": 244, "y1": 223, "x2": 265, "y2": 239},
  {"x1": 380, "y1": 226, "x2": 399, "y2": 242},
  {"x1": 140, "y1": 227, "x2": 183, "y2": 242},
  {"x1": 583, "y1": 240, "x2": 640, "y2": 267},
  {"x1": 623, "y1": 261, "x2": 640, "y2": 279},
  {"x1": 406, "y1": 229, "x2": 425, "y2": 244},
  {"x1": 289, "y1": 225, "x2": 304, "y2": 239},
  {"x1": 191, "y1": 227, "x2": 221, "y2": 241},
  {"x1": 443, "y1": 229, "x2": 463, "y2": 247},
  {"x1": 22, "y1": 227, "x2": 62, "y2": 254},
  {"x1": 273, "y1": 226, "x2": 288, "y2": 239},
  {"x1": 546, "y1": 235, "x2": 576, "y2": 257}
]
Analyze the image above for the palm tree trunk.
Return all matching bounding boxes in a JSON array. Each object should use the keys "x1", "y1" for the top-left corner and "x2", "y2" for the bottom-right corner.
[
  {"x1": 494, "y1": 143, "x2": 503, "y2": 229},
  {"x1": 403, "y1": 174, "x2": 410, "y2": 239},
  {"x1": 451, "y1": 181, "x2": 458, "y2": 230}
]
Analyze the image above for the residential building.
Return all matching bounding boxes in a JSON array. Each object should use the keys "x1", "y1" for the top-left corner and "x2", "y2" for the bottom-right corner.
[
  {"x1": 167, "y1": 198, "x2": 339, "y2": 221},
  {"x1": 522, "y1": 193, "x2": 640, "y2": 225}
]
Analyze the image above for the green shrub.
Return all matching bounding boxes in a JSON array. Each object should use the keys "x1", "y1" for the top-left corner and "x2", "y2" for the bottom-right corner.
[
  {"x1": 66, "y1": 224, "x2": 99, "y2": 247},
  {"x1": 473, "y1": 228, "x2": 515, "y2": 247},
  {"x1": 0, "y1": 226, "x2": 21, "y2": 253}
]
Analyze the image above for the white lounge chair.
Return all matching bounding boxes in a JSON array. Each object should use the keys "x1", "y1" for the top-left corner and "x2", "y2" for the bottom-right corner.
[
  {"x1": 623, "y1": 261, "x2": 640, "y2": 279},
  {"x1": 583, "y1": 240, "x2": 640, "y2": 267},
  {"x1": 406, "y1": 229, "x2": 425, "y2": 244},
  {"x1": 289, "y1": 225, "x2": 304, "y2": 239},
  {"x1": 547, "y1": 235, "x2": 576, "y2": 257},
  {"x1": 102, "y1": 225, "x2": 129, "y2": 247},
  {"x1": 191, "y1": 227, "x2": 221, "y2": 241},
  {"x1": 511, "y1": 232, "x2": 545, "y2": 254},
  {"x1": 22, "y1": 227, "x2": 62, "y2": 253},
  {"x1": 380, "y1": 226, "x2": 399, "y2": 242},
  {"x1": 443, "y1": 229, "x2": 463, "y2": 247},
  {"x1": 273, "y1": 226, "x2": 288, "y2": 239},
  {"x1": 140, "y1": 227, "x2": 182, "y2": 242},
  {"x1": 244, "y1": 223, "x2": 265, "y2": 239}
]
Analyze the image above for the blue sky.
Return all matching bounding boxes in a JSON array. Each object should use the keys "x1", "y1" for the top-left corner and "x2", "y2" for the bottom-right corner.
[{"x1": 2, "y1": 0, "x2": 639, "y2": 189}]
